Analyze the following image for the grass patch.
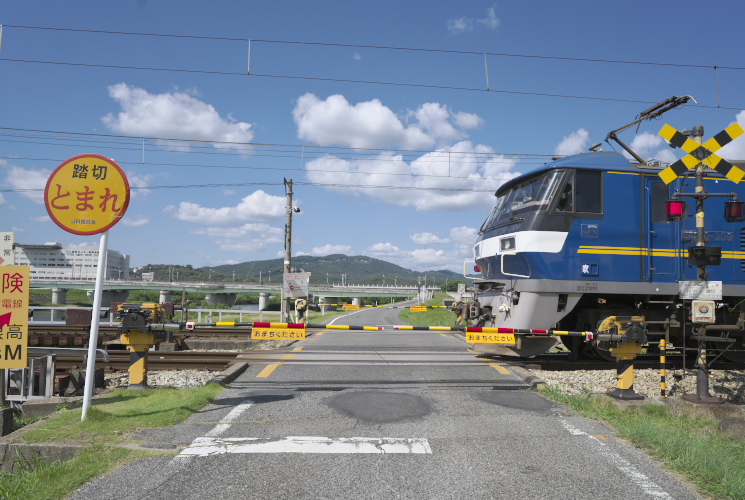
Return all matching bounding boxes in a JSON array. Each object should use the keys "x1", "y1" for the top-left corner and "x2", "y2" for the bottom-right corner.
[
  {"x1": 22, "y1": 383, "x2": 223, "y2": 445},
  {"x1": 12, "y1": 412, "x2": 43, "y2": 433},
  {"x1": 399, "y1": 298, "x2": 457, "y2": 327},
  {"x1": 539, "y1": 386, "x2": 745, "y2": 499},
  {"x1": 0, "y1": 446, "x2": 162, "y2": 500},
  {"x1": 2, "y1": 383, "x2": 223, "y2": 499}
]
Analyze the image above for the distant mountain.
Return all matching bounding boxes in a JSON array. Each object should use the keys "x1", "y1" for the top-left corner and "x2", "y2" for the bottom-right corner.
[
  {"x1": 211, "y1": 254, "x2": 460, "y2": 286},
  {"x1": 131, "y1": 255, "x2": 464, "y2": 287}
]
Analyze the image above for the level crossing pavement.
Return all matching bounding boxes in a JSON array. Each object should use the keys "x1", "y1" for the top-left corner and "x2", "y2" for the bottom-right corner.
[{"x1": 70, "y1": 305, "x2": 699, "y2": 499}]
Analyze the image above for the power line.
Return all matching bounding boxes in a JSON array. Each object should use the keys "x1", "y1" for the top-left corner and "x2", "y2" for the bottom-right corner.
[
  {"x1": 3, "y1": 57, "x2": 741, "y2": 110},
  {"x1": 0, "y1": 179, "x2": 499, "y2": 194},
  {"x1": 0, "y1": 154, "x2": 530, "y2": 180},
  {"x1": 5, "y1": 24, "x2": 744, "y2": 71},
  {"x1": 0, "y1": 127, "x2": 554, "y2": 157}
]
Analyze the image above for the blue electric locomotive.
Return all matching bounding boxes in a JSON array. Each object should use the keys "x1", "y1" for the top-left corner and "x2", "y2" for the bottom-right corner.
[{"x1": 470, "y1": 150, "x2": 745, "y2": 361}]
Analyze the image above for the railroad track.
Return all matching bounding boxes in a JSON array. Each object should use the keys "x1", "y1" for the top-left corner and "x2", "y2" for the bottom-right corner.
[
  {"x1": 29, "y1": 326, "x2": 745, "y2": 372},
  {"x1": 27, "y1": 325, "x2": 257, "y2": 350},
  {"x1": 491, "y1": 353, "x2": 745, "y2": 371},
  {"x1": 38, "y1": 351, "x2": 241, "y2": 372}
]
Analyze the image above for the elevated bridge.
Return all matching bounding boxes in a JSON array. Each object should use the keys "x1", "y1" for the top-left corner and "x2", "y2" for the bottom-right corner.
[{"x1": 30, "y1": 279, "x2": 434, "y2": 306}]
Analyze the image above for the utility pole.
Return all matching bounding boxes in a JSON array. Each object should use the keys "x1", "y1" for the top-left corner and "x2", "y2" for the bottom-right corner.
[{"x1": 282, "y1": 178, "x2": 294, "y2": 322}]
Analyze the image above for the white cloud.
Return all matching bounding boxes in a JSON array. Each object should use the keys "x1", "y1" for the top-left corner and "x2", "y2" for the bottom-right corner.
[
  {"x1": 453, "y1": 111, "x2": 484, "y2": 130},
  {"x1": 623, "y1": 132, "x2": 672, "y2": 162},
  {"x1": 307, "y1": 244, "x2": 353, "y2": 256},
  {"x1": 410, "y1": 248, "x2": 447, "y2": 265},
  {"x1": 303, "y1": 141, "x2": 519, "y2": 212},
  {"x1": 447, "y1": 16, "x2": 474, "y2": 34},
  {"x1": 368, "y1": 242, "x2": 402, "y2": 256},
  {"x1": 449, "y1": 226, "x2": 478, "y2": 241},
  {"x1": 651, "y1": 148, "x2": 678, "y2": 164},
  {"x1": 122, "y1": 215, "x2": 150, "y2": 227},
  {"x1": 554, "y1": 128, "x2": 590, "y2": 156},
  {"x1": 293, "y1": 94, "x2": 481, "y2": 150},
  {"x1": 718, "y1": 111, "x2": 745, "y2": 160},
  {"x1": 191, "y1": 223, "x2": 283, "y2": 252},
  {"x1": 66, "y1": 241, "x2": 98, "y2": 248},
  {"x1": 411, "y1": 232, "x2": 450, "y2": 245},
  {"x1": 353, "y1": 53, "x2": 361, "y2": 61},
  {"x1": 29, "y1": 215, "x2": 50, "y2": 222},
  {"x1": 126, "y1": 172, "x2": 155, "y2": 199},
  {"x1": 164, "y1": 190, "x2": 285, "y2": 226},
  {"x1": 0, "y1": 193, "x2": 5, "y2": 205},
  {"x1": 4, "y1": 166, "x2": 50, "y2": 204},
  {"x1": 448, "y1": 6, "x2": 500, "y2": 34},
  {"x1": 477, "y1": 5, "x2": 500, "y2": 29},
  {"x1": 102, "y1": 83, "x2": 254, "y2": 153},
  {"x1": 224, "y1": 189, "x2": 236, "y2": 196},
  {"x1": 11, "y1": 227, "x2": 23, "y2": 232},
  {"x1": 629, "y1": 132, "x2": 663, "y2": 157},
  {"x1": 365, "y1": 225, "x2": 479, "y2": 271}
]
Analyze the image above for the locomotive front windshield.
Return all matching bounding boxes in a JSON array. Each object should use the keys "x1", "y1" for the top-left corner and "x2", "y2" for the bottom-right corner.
[{"x1": 481, "y1": 171, "x2": 564, "y2": 231}]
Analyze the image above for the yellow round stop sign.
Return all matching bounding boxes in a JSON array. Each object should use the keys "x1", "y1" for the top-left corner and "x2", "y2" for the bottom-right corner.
[{"x1": 44, "y1": 154, "x2": 130, "y2": 235}]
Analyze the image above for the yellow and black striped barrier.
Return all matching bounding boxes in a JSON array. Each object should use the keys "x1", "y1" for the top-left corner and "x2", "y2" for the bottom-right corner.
[
  {"x1": 180, "y1": 321, "x2": 597, "y2": 340},
  {"x1": 660, "y1": 339, "x2": 667, "y2": 399},
  {"x1": 317, "y1": 304, "x2": 446, "y2": 311}
]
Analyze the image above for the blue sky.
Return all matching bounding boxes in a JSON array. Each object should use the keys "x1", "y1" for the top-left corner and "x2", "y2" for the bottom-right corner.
[{"x1": 2, "y1": 1, "x2": 745, "y2": 272}]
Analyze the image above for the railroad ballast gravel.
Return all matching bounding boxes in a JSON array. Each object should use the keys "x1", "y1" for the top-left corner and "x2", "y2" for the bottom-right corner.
[{"x1": 532, "y1": 368, "x2": 745, "y2": 404}]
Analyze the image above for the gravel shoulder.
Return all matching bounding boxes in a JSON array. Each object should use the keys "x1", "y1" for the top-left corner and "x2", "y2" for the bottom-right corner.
[{"x1": 531, "y1": 368, "x2": 745, "y2": 403}]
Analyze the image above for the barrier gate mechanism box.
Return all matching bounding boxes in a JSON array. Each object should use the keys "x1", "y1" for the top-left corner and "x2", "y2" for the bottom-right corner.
[{"x1": 283, "y1": 272, "x2": 311, "y2": 298}]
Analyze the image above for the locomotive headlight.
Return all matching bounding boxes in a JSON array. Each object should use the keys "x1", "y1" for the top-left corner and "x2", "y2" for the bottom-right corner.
[{"x1": 500, "y1": 237, "x2": 516, "y2": 252}]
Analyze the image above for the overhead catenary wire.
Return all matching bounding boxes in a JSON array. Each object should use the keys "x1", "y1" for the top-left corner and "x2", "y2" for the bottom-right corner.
[
  {"x1": 5, "y1": 24, "x2": 745, "y2": 71},
  {"x1": 0, "y1": 127, "x2": 556, "y2": 158},
  {"x1": 1, "y1": 25, "x2": 743, "y2": 110},
  {"x1": 1, "y1": 57, "x2": 692, "y2": 107},
  {"x1": 0, "y1": 180, "x2": 499, "y2": 194}
]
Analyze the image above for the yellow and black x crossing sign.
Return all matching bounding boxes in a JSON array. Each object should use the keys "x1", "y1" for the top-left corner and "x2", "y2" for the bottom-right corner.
[{"x1": 657, "y1": 123, "x2": 745, "y2": 184}]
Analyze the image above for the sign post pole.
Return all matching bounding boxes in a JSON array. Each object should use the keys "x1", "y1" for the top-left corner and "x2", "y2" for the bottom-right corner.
[
  {"x1": 81, "y1": 230, "x2": 109, "y2": 420},
  {"x1": 43, "y1": 153, "x2": 130, "y2": 420}
]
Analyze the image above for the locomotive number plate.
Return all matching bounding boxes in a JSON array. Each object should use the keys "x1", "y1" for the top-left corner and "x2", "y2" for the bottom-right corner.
[
  {"x1": 465, "y1": 332, "x2": 516, "y2": 344},
  {"x1": 679, "y1": 281, "x2": 722, "y2": 300}
]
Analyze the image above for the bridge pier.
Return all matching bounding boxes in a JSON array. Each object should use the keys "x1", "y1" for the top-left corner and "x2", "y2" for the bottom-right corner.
[
  {"x1": 320, "y1": 297, "x2": 338, "y2": 314},
  {"x1": 87, "y1": 290, "x2": 130, "y2": 308},
  {"x1": 51, "y1": 288, "x2": 67, "y2": 305},
  {"x1": 206, "y1": 293, "x2": 237, "y2": 307},
  {"x1": 159, "y1": 290, "x2": 173, "y2": 304},
  {"x1": 352, "y1": 297, "x2": 361, "y2": 306},
  {"x1": 258, "y1": 292, "x2": 270, "y2": 311}
]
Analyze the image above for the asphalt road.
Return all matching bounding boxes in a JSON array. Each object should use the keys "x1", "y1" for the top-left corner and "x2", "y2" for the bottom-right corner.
[{"x1": 71, "y1": 305, "x2": 700, "y2": 499}]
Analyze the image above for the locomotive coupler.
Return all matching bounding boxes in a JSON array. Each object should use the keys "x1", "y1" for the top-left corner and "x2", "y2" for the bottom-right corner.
[{"x1": 596, "y1": 316, "x2": 647, "y2": 400}]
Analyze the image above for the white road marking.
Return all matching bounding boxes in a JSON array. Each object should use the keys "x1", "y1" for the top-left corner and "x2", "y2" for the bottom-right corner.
[
  {"x1": 559, "y1": 419, "x2": 672, "y2": 499},
  {"x1": 169, "y1": 399, "x2": 254, "y2": 466},
  {"x1": 180, "y1": 436, "x2": 433, "y2": 456},
  {"x1": 204, "y1": 400, "x2": 254, "y2": 437}
]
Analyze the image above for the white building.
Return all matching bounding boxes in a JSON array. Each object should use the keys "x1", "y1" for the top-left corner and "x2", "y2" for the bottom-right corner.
[{"x1": 13, "y1": 243, "x2": 130, "y2": 281}]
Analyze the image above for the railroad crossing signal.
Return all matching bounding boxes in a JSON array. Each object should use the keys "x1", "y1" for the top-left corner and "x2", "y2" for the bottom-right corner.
[{"x1": 657, "y1": 123, "x2": 745, "y2": 184}]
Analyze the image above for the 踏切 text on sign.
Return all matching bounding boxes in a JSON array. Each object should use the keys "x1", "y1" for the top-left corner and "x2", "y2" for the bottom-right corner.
[{"x1": 44, "y1": 154, "x2": 130, "y2": 235}]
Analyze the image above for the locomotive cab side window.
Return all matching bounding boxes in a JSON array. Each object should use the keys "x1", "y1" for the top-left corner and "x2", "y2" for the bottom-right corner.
[
  {"x1": 555, "y1": 170, "x2": 602, "y2": 213},
  {"x1": 575, "y1": 171, "x2": 602, "y2": 213}
]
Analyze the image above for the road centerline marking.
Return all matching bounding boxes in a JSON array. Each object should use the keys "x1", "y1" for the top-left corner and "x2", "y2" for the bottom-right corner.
[
  {"x1": 489, "y1": 363, "x2": 511, "y2": 375},
  {"x1": 256, "y1": 362, "x2": 283, "y2": 378}
]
